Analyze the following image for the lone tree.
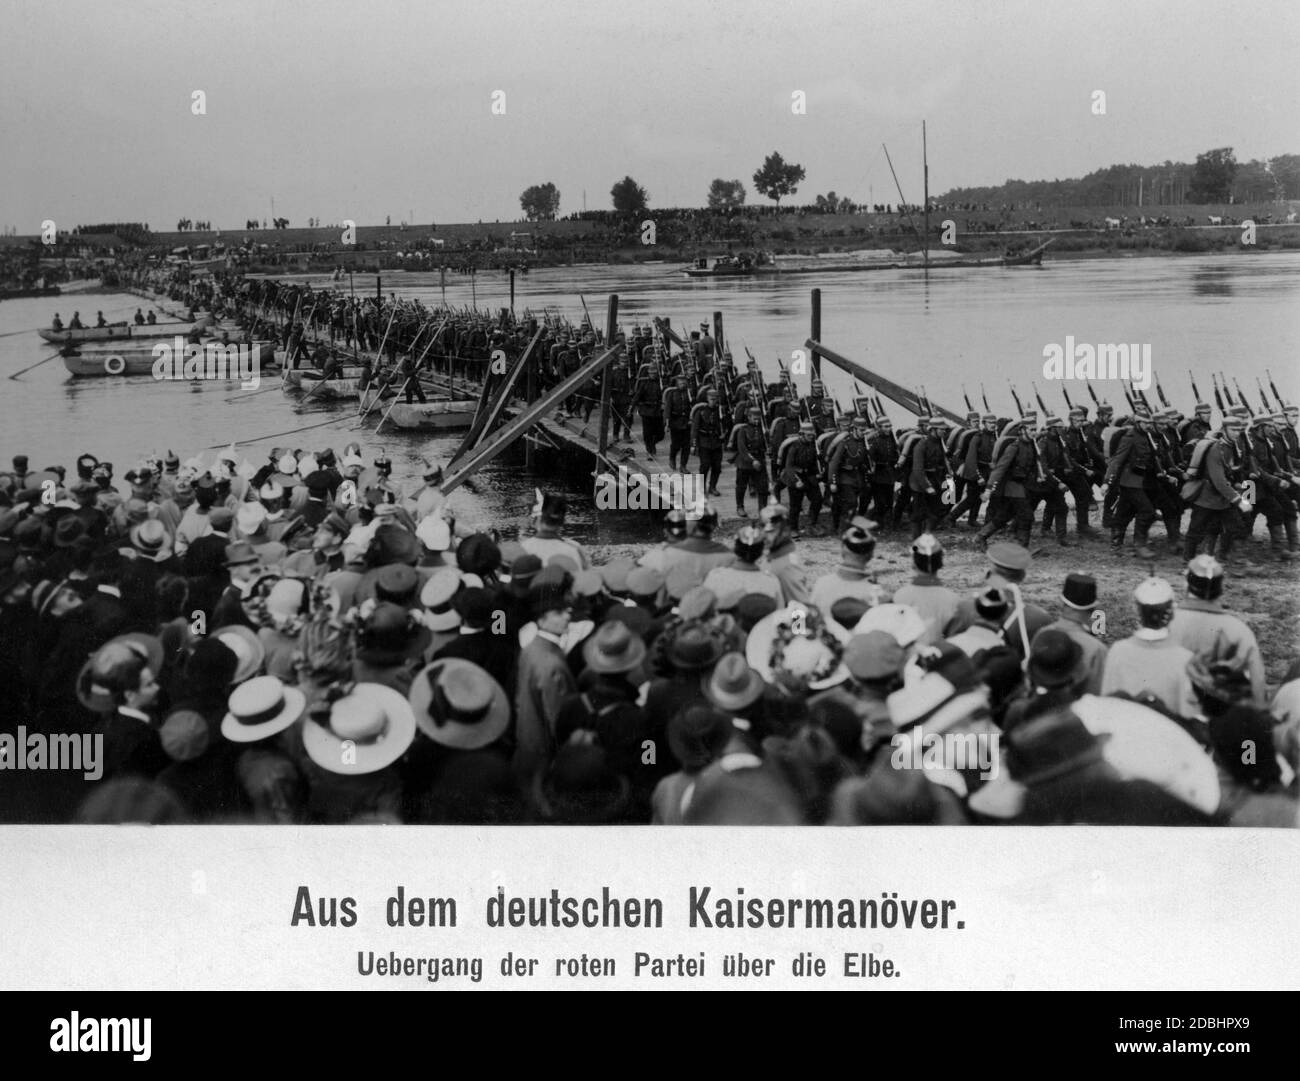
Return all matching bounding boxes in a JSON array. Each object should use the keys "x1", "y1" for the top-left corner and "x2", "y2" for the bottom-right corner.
[
  {"x1": 707, "y1": 178, "x2": 747, "y2": 210},
  {"x1": 752, "y1": 151, "x2": 806, "y2": 207},
  {"x1": 1187, "y1": 148, "x2": 1238, "y2": 204},
  {"x1": 519, "y1": 182, "x2": 561, "y2": 221},
  {"x1": 611, "y1": 176, "x2": 649, "y2": 213}
]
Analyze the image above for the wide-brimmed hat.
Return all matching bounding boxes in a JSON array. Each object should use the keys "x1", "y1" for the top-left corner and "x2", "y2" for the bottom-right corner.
[
  {"x1": 703, "y1": 651, "x2": 765, "y2": 713},
  {"x1": 212, "y1": 624, "x2": 266, "y2": 683},
  {"x1": 582, "y1": 620, "x2": 647, "y2": 675},
  {"x1": 410, "y1": 659, "x2": 510, "y2": 749},
  {"x1": 419, "y1": 567, "x2": 463, "y2": 632},
  {"x1": 224, "y1": 541, "x2": 260, "y2": 567},
  {"x1": 302, "y1": 682, "x2": 416, "y2": 775},
  {"x1": 235, "y1": 501, "x2": 268, "y2": 538},
  {"x1": 746, "y1": 604, "x2": 849, "y2": 692},
  {"x1": 662, "y1": 621, "x2": 724, "y2": 672},
  {"x1": 76, "y1": 633, "x2": 165, "y2": 713},
  {"x1": 130, "y1": 519, "x2": 173, "y2": 562},
  {"x1": 52, "y1": 515, "x2": 87, "y2": 549},
  {"x1": 853, "y1": 603, "x2": 927, "y2": 648}
]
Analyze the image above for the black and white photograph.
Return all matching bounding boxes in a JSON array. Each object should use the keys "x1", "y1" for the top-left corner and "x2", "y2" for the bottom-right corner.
[{"x1": 0, "y1": 0, "x2": 1297, "y2": 1005}]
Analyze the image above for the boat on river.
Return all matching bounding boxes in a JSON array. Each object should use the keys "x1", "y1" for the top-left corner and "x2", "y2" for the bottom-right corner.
[
  {"x1": 39, "y1": 315, "x2": 212, "y2": 343},
  {"x1": 60, "y1": 340, "x2": 273, "y2": 377}
]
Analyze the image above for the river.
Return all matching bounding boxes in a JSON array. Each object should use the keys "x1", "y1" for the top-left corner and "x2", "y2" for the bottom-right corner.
[{"x1": 2, "y1": 251, "x2": 1296, "y2": 543}]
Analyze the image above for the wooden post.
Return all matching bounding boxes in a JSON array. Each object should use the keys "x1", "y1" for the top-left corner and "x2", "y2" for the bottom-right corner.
[
  {"x1": 712, "y1": 310, "x2": 724, "y2": 368},
  {"x1": 525, "y1": 318, "x2": 537, "y2": 469},
  {"x1": 598, "y1": 294, "x2": 618, "y2": 458},
  {"x1": 810, "y1": 288, "x2": 822, "y2": 382},
  {"x1": 509, "y1": 269, "x2": 515, "y2": 315}
]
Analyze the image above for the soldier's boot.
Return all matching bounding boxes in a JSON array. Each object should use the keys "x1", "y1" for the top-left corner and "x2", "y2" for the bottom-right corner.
[
  {"x1": 1133, "y1": 525, "x2": 1156, "y2": 561},
  {"x1": 1076, "y1": 504, "x2": 1098, "y2": 536},
  {"x1": 1285, "y1": 516, "x2": 1300, "y2": 555},
  {"x1": 1268, "y1": 523, "x2": 1293, "y2": 561}
]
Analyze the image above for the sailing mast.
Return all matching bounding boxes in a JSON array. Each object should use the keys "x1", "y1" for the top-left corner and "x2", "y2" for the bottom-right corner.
[{"x1": 922, "y1": 120, "x2": 930, "y2": 274}]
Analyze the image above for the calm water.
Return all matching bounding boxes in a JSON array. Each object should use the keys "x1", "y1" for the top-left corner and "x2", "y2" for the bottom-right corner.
[{"x1": 3, "y1": 252, "x2": 1297, "y2": 542}]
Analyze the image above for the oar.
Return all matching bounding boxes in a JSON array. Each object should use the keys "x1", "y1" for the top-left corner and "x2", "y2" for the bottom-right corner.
[{"x1": 8, "y1": 352, "x2": 63, "y2": 380}]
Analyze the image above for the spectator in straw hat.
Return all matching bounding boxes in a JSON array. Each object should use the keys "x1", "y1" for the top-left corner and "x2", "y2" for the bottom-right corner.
[
  {"x1": 301, "y1": 682, "x2": 416, "y2": 823},
  {"x1": 220, "y1": 674, "x2": 308, "y2": 823}
]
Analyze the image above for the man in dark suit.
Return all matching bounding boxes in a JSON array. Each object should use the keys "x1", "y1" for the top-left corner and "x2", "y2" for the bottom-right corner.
[
  {"x1": 431, "y1": 587, "x2": 517, "y2": 696},
  {"x1": 210, "y1": 542, "x2": 261, "y2": 629},
  {"x1": 511, "y1": 583, "x2": 575, "y2": 782}
]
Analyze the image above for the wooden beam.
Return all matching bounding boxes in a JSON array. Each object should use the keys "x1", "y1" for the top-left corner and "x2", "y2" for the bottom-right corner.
[
  {"x1": 805, "y1": 338, "x2": 964, "y2": 423},
  {"x1": 449, "y1": 325, "x2": 543, "y2": 465},
  {"x1": 598, "y1": 294, "x2": 618, "y2": 457},
  {"x1": 441, "y1": 341, "x2": 623, "y2": 494}
]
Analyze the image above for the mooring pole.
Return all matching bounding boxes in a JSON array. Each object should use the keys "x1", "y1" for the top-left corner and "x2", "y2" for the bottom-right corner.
[
  {"x1": 810, "y1": 288, "x2": 822, "y2": 382},
  {"x1": 509, "y1": 269, "x2": 516, "y2": 316},
  {"x1": 598, "y1": 294, "x2": 619, "y2": 458},
  {"x1": 525, "y1": 317, "x2": 537, "y2": 469}
]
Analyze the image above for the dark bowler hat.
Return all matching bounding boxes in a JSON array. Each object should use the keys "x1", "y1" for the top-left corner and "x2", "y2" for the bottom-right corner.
[
  {"x1": 53, "y1": 516, "x2": 87, "y2": 549},
  {"x1": 830, "y1": 596, "x2": 871, "y2": 631},
  {"x1": 455, "y1": 533, "x2": 500, "y2": 578},
  {"x1": 224, "y1": 541, "x2": 259, "y2": 567},
  {"x1": 358, "y1": 602, "x2": 431, "y2": 666},
  {"x1": 582, "y1": 620, "x2": 647, "y2": 675},
  {"x1": 452, "y1": 586, "x2": 496, "y2": 629},
  {"x1": 1028, "y1": 629, "x2": 1084, "y2": 689},
  {"x1": 734, "y1": 592, "x2": 778, "y2": 633},
  {"x1": 1061, "y1": 573, "x2": 1097, "y2": 610},
  {"x1": 666, "y1": 622, "x2": 725, "y2": 672},
  {"x1": 703, "y1": 651, "x2": 764, "y2": 713}
]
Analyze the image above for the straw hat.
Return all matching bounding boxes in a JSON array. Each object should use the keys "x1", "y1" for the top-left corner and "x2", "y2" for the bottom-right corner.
[
  {"x1": 302, "y1": 683, "x2": 417, "y2": 775},
  {"x1": 220, "y1": 675, "x2": 306, "y2": 743},
  {"x1": 409, "y1": 659, "x2": 510, "y2": 750}
]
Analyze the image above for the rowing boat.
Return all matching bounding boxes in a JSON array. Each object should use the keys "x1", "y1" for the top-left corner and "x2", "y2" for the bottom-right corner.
[
  {"x1": 38, "y1": 315, "x2": 213, "y2": 344},
  {"x1": 282, "y1": 367, "x2": 367, "y2": 389},
  {"x1": 61, "y1": 340, "x2": 274, "y2": 378},
  {"x1": 384, "y1": 399, "x2": 480, "y2": 430}
]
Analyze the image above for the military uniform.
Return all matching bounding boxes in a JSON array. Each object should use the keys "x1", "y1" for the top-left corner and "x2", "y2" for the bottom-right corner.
[
  {"x1": 909, "y1": 427, "x2": 951, "y2": 539},
  {"x1": 732, "y1": 419, "x2": 769, "y2": 516},
  {"x1": 978, "y1": 428, "x2": 1041, "y2": 548},
  {"x1": 1105, "y1": 420, "x2": 1161, "y2": 556},
  {"x1": 662, "y1": 382, "x2": 693, "y2": 471},
  {"x1": 690, "y1": 399, "x2": 725, "y2": 496},
  {"x1": 827, "y1": 427, "x2": 872, "y2": 530},
  {"x1": 866, "y1": 426, "x2": 898, "y2": 528}
]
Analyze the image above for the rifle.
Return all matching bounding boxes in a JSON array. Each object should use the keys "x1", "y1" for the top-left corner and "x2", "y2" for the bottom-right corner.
[
  {"x1": 1212, "y1": 374, "x2": 1226, "y2": 414},
  {"x1": 1267, "y1": 368, "x2": 1287, "y2": 409},
  {"x1": 980, "y1": 383, "x2": 991, "y2": 413},
  {"x1": 920, "y1": 385, "x2": 935, "y2": 417},
  {"x1": 1256, "y1": 376, "x2": 1272, "y2": 414},
  {"x1": 1155, "y1": 374, "x2": 1171, "y2": 409},
  {"x1": 1061, "y1": 386, "x2": 1074, "y2": 411},
  {"x1": 1008, "y1": 382, "x2": 1026, "y2": 418},
  {"x1": 875, "y1": 394, "x2": 886, "y2": 417},
  {"x1": 962, "y1": 385, "x2": 974, "y2": 413},
  {"x1": 1032, "y1": 381, "x2": 1048, "y2": 415},
  {"x1": 1121, "y1": 381, "x2": 1138, "y2": 413},
  {"x1": 1220, "y1": 373, "x2": 1236, "y2": 407},
  {"x1": 1189, "y1": 370, "x2": 1203, "y2": 406},
  {"x1": 1234, "y1": 378, "x2": 1255, "y2": 417},
  {"x1": 1086, "y1": 382, "x2": 1102, "y2": 409}
]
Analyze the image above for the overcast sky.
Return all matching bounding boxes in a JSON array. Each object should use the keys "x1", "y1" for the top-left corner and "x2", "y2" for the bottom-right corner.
[{"x1": 2, "y1": 0, "x2": 1296, "y2": 230}]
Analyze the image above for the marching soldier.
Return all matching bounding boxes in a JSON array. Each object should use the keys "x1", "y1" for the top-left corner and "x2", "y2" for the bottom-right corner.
[
  {"x1": 1247, "y1": 413, "x2": 1295, "y2": 561},
  {"x1": 690, "y1": 387, "x2": 726, "y2": 498},
  {"x1": 866, "y1": 415, "x2": 899, "y2": 530},
  {"x1": 892, "y1": 416, "x2": 930, "y2": 531},
  {"x1": 632, "y1": 360, "x2": 665, "y2": 457},
  {"x1": 1032, "y1": 415, "x2": 1074, "y2": 546},
  {"x1": 1183, "y1": 413, "x2": 1252, "y2": 563},
  {"x1": 731, "y1": 405, "x2": 770, "y2": 519},
  {"x1": 977, "y1": 418, "x2": 1041, "y2": 549},
  {"x1": 1061, "y1": 406, "x2": 1100, "y2": 535},
  {"x1": 662, "y1": 373, "x2": 694, "y2": 471},
  {"x1": 827, "y1": 414, "x2": 872, "y2": 530},
  {"x1": 942, "y1": 413, "x2": 997, "y2": 529},
  {"x1": 1105, "y1": 404, "x2": 1160, "y2": 560},
  {"x1": 778, "y1": 421, "x2": 825, "y2": 535},
  {"x1": 1152, "y1": 408, "x2": 1186, "y2": 548},
  {"x1": 909, "y1": 416, "x2": 951, "y2": 539},
  {"x1": 768, "y1": 399, "x2": 800, "y2": 504},
  {"x1": 946, "y1": 412, "x2": 982, "y2": 511}
]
